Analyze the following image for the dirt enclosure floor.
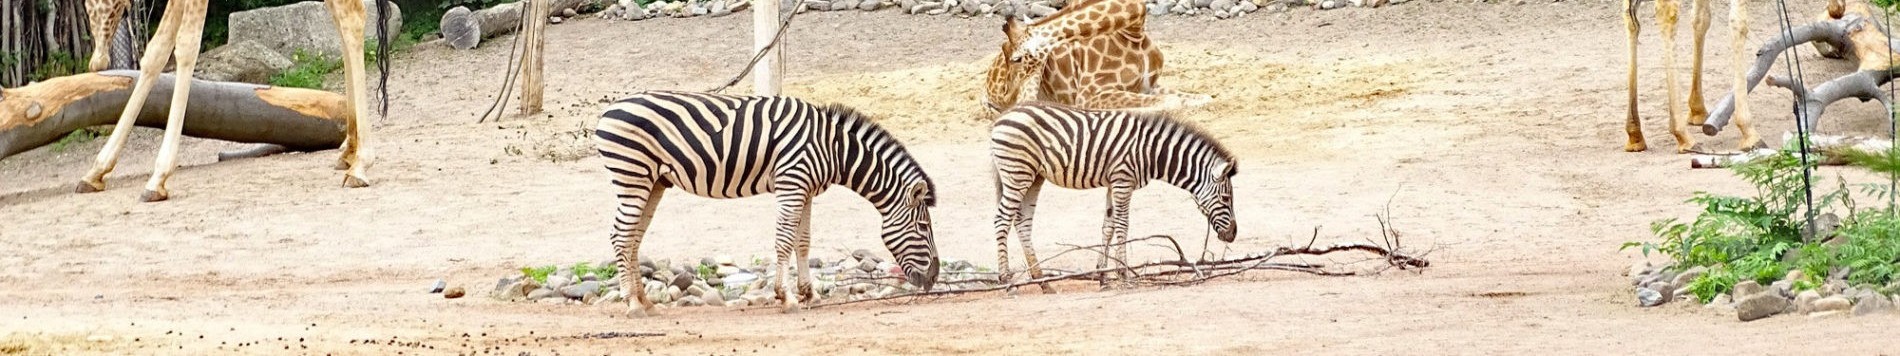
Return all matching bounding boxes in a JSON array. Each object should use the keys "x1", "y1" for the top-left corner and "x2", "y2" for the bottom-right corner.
[{"x1": 5, "y1": 0, "x2": 1900, "y2": 354}]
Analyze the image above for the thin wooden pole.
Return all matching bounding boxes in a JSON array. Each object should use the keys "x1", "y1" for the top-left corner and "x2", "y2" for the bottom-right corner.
[
  {"x1": 517, "y1": 0, "x2": 548, "y2": 115},
  {"x1": 752, "y1": 0, "x2": 781, "y2": 96}
]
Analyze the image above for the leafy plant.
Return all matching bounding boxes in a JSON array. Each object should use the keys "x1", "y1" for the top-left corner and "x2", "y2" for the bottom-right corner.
[
  {"x1": 269, "y1": 49, "x2": 342, "y2": 89},
  {"x1": 28, "y1": 52, "x2": 88, "y2": 82},
  {"x1": 49, "y1": 128, "x2": 106, "y2": 153},
  {"x1": 520, "y1": 264, "x2": 558, "y2": 284}
]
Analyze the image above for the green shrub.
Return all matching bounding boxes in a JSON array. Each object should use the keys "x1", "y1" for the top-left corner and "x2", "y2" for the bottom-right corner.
[
  {"x1": 1626, "y1": 139, "x2": 1900, "y2": 303},
  {"x1": 269, "y1": 49, "x2": 342, "y2": 89}
]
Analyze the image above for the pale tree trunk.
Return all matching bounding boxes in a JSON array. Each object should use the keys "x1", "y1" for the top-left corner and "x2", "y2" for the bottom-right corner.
[{"x1": 0, "y1": 71, "x2": 351, "y2": 159}]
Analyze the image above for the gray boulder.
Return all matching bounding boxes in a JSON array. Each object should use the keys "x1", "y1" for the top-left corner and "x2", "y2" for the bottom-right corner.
[
  {"x1": 229, "y1": 0, "x2": 404, "y2": 59},
  {"x1": 195, "y1": 40, "x2": 294, "y2": 85},
  {"x1": 1736, "y1": 293, "x2": 1790, "y2": 321}
]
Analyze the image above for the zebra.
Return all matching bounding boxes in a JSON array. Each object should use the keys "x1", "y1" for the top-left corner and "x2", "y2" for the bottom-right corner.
[
  {"x1": 593, "y1": 90, "x2": 942, "y2": 316},
  {"x1": 988, "y1": 101, "x2": 1238, "y2": 291}
]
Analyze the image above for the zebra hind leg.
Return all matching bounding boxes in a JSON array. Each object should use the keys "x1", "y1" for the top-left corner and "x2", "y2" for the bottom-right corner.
[
  {"x1": 615, "y1": 186, "x2": 666, "y2": 317},
  {"x1": 794, "y1": 206, "x2": 817, "y2": 303},
  {"x1": 772, "y1": 187, "x2": 813, "y2": 313},
  {"x1": 1012, "y1": 179, "x2": 1056, "y2": 294},
  {"x1": 991, "y1": 166, "x2": 1034, "y2": 292},
  {"x1": 1099, "y1": 172, "x2": 1139, "y2": 289}
]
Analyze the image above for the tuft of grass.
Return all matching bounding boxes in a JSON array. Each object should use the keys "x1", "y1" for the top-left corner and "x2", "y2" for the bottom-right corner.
[
  {"x1": 49, "y1": 128, "x2": 106, "y2": 153},
  {"x1": 269, "y1": 49, "x2": 342, "y2": 89}
]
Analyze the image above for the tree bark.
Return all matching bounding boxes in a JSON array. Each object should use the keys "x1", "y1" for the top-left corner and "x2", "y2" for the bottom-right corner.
[
  {"x1": 441, "y1": 0, "x2": 586, "y2": 50},
  {"x1": 0, "y1": 70, "x2": 350, "y2": 159},
  {"x1": 1702, "y1": 4, "x2": 1900, "y2": 136}
]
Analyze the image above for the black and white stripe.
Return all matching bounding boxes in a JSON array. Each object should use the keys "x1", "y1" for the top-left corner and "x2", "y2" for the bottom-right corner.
[
  {"x1": 593, "y1": 90, "x2": 941, "y2": 315},
  {"x1": 987, "y1": 101, "x2": 1238, "y2": 289}
]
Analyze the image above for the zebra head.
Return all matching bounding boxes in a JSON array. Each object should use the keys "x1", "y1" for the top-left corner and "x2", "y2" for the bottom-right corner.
[
  {"x1": 882, "y1": 179, "x2": 941, "y2": 291},
  {"x1": 1195, "y1": 160, "x2": 1238, "y2": 243}
]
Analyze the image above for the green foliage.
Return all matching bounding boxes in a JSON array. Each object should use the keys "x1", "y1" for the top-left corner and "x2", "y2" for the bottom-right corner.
[
  {"x1": 571, "y1": 261, "x2": 619, "y2": 281},
  {"x1": 49, "y1": 128, "x2": 106, "y2": 153},
  {"x1": 695, "y1": 264, "x2": 717, "y2": 281},
  {"x1": 520, "y1": 264, "x2": 557, "y2": 284},
  {"x1": 28, "y1": 52, "x2": 89, "y2": 82},
  {"x1": 269, "y1": 49, "x2": 342, "y2": 89},
  {"x1": 1622, "y1": 143, "x2": 1900, "y2": 303}
]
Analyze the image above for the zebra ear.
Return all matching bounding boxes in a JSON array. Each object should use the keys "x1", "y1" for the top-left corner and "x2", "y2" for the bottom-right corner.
[
  {"x1": 1217, "y1": 161, "x2": 1235, "y2": 179},
  {"x1": 908, "y1": 181, "x2": 934, "y2": 207}
]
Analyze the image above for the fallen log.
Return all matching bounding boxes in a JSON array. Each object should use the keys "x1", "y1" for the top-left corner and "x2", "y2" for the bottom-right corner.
[
  {"x1": 1689, "y1": 132, "x2": 1893, "y2": 168},
  {"x1": 442, "y1": 0, "x2": 587, "y2": 50},
  {"x1": 1702, "y1": 1, "x2": 1900, "y2": 137},
  {"x1": 0, "y1": 70, "x2": 348, "y2": 160}
]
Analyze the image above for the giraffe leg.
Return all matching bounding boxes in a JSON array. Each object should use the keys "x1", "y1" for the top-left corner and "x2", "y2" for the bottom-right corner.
[
  {"x1": 140, "y1": 0, "x2": 209, "y2": 202},
  {"x1": 1623, "y1": 0, "x2": 1647, "y2": 152},
  {"x1": 772, "y1": 185, "x2": 812, "y2": 313},
  {"x1": 76, "y1": 1, "x2": 183, "y2": 194},
  {"x1": 1658, "y1": 0, "x2": 1696, "y2": 153},
  {"x1": 1729, "y1": 0, "x2": 1762, "y2": 150},
  {"x1": 1686, "y1": 0, "x2": 1712, "y2": 126},
  {"x1": 615, "y1": 184, "x2": 666, "y2": 317},
  {"x1": 1012, "y1": 179, "x2": 1056, "y2": 294},
  {"x1": 326, "y1": 0, "x2": 374, "y2": 187},
  {"x1": 85, "y1": 0, "x2": 129, "y2": 72},
  {"x1": 794, "y1": 205, "x2": 816, "y2": 303}
]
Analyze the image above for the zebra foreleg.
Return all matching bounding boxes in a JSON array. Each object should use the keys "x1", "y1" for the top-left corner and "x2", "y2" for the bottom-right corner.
[
  {"x1": 772, "y1": 186, "x2": 813, "y2": 313},
  {"x1": 614, "y1": 185, "x2": 666, "y2": 317},
  {"x1": 1100, "y1": 171, "x2": 1140, "y2": 289}
]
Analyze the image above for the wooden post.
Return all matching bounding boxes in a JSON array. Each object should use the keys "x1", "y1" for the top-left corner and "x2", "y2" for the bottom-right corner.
[
  {"x1": 752, "y1": 0, "x2": 782, "y2": 96},
  {"x1": 517, "y1": 0, "x2": 549, "y2": 115}
]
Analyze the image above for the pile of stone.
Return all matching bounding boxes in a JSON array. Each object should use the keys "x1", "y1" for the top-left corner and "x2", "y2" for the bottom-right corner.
[
  {"x1": 1630, "y1": 262, "x2": 1898, "y2": 322},
  {"x1": 484, "y1": 249, "x2": 988, "y2": 309},
  {"x1": 602, "y1": 0, "x2": 1408, "y2": 21}
]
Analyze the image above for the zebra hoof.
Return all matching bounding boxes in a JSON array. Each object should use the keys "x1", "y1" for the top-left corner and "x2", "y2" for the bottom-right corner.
[
  {"x1": 1037, "y1": 283, "x2": 1057, "y2": 295},
  {"x1": 625, "y1": 304, "x2": 656, "y2": 318},
  {"x1": 139, "y1": 189, "x2": 170, "y2": 202}
]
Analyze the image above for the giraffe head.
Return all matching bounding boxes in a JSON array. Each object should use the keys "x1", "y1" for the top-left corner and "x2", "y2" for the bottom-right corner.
[
  {"x1": 982, "y1": 17, "x2": 1037, "y2": 115},
  {"x1": 84, "y1": 0, "x2": 129, "y2": 72},
  {"x1": 1007, "y1": 18, "x2": 1059, "y2": 65}
]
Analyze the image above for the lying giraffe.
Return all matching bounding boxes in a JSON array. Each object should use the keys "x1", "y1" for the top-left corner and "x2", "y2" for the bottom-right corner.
[
  {"x1": 79, "y1": 0, "x2": 392, "y2": 201},
  {"x1": 984, "y1": 0, "x2": 1211, "y2": 115},
  {"x1": 1622, "y1": 0, "x2": 1757, "y2": 153}
]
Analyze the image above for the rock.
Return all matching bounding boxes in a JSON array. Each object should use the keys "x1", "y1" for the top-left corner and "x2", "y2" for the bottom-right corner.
[
  {"x1": 831, "y1": 0, "x2": 858, "y2": 10},
  {"x1": 860, "y1": 0, "x2": 884, "y2": 10},
  {"x1": 911, "y1": 1, "x2": 946, "y2": 13},
  {"x1": 858, "y1": 259, "x2": 879, "y2": 273},
  {"x1": 901, "y1": 0, "x2": 920, "y2": 10},
  {"x1": 1732, "y1": 280, "x2": 1765, "y2": 299},
  {"x1": 545, "y1": 275, "x2": 572, "y2": 290},
  {"x1": 619, "y1": 0, "x2": 653, "y2": 19},
  {"x1": 702, "y1": 288, "x2": 727, "y2": 306},
  {"x1": 1854, "y1": 293, "x2": 1894, "y2": 316},
  {"x1": 443, "y1": 287, "x2": 466, "y2": 299},
  {"x1": 1770, "y1": 280, "x2": 1795, "y2": 298},
  {"x1": 876, "y1": 261, "x2": 899, "y2": 275},
  {"x1": 1264, "y1": 2, "x2": 1286, "y2": 12},
  {"x1": 1213, "y1": 9, "x2": 1232, "y2": 18},
  {"x1": 496, "y1": 280, "x2": 540, "y2": 301},
  {"x1": 672, "y1": 272, "x2": 697, "y2": 290},
  {"x1": 1169, "y1": 3, "x2": 1191, "y2": 14},
  {"x1": 1027, "y1": 2, "x2": 1058, "y2": 16},
  {"x1": 194, "y1": 40, "x2": 294, "y2": 84},
  {"x1": 945, "y1": 260, "x2": 975, "y2": 272},
  {"x1": 716, "y1": 265, "x2": 742, "y2": 278},
  {"x1": 1812, "y1": 296, "x2": 1852, "y2": 313},
  {"x1": 1795, "y1": 290, "x2": 1822, "y2": 313},
  {"x1": 1737, "y1": 293, "x2": 1791, "y2": 321},
  {"x1": 428, "y1": 279, "x2": 447, "y2": 293},
  {"x1": 679, "y1": 296, "x2": 704, "y2": 307},
  {"x1": 809, "y1": 257, "x2": 826, "y2": 269},
  {"x1": 562, "y1": 8, "x2": 579, "y2": 17},
  {"x1": 1237, "y1": 0, "x2": 1258, "y2": 12},
  {"x1": 728, "y1": 298, "x2": 751, "y2": 307},
  {"x1": 1318, "y1": 0, "x2": 1341, "y2": 9},
  {"x1": 229, "y1": 0, "x2": 402, "y2": 59},
  {"x1": 686, "y1": 285, "x2": 711, "y2": 298},
  {"x1": 716, "y1": 255, "x2": 737, "y2": 266},
  {"x1": 596, "y1": 290, "x2": 626, "y2": 305},
  {"x1": 549, "y1": 16, "x2": 565, "y2": 24},
  {"x1": 1822, "y1": 280, "x2": 1848, "y2": 297},
  {"x1": 1146, "y1": 2, "x2": 1168, "y2": 14},
  {"x1": 527, "y1": 288, "x2": 559, "y2": 301},
  {"x1": 1670, "y1": 266, "x2": 1707, "y2": 288},
  {"x1": 722, "y1": 272, "x2": 759, "y2": 287},
  {"x1": 1636, "y1": 287, "x2": 1665, "y2": 307},
  {"x1": 664, "y1": 285, "x2": 683, "y2": 302},
  {"x1": 960, "y1": 0, "x2": 983, "y2": 13},
  {"x1": 1784, "y1": 269, "x2": 1806, "y2": 283},
  {"x1": 1192, "y1": 0, "x2": 1212, "y2": 7},
  {"x1": 1705, "y1": 294, "x2": 1734, "y2": 312}
]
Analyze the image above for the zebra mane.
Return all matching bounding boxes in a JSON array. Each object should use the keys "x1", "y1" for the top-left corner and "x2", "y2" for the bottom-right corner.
[
  {"x1": 818, "y1": 102, "x2": 940, "y2": 205},
  {"x1": 1125, "y1": 110, "x2": 1236, "y2": 163}
]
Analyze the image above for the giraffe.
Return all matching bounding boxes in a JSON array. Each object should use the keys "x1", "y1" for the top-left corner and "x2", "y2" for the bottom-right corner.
[
  {"x1": 984, "y1": 0, "x2": 1212, "y2": 115},
  {"x1": 1622, "y1": 0, "x2": 1757, "y2": 153},
  {"x1": 78, "y1": 0, "x2": 392, "y2": 202}
]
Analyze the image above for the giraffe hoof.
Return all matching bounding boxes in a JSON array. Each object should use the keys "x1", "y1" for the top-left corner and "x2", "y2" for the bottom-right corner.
[
  {"x1": 1737, "y1": 139, "x2": 1768, "y2": 151},
  {"x1": 342, "y1": 174, "x2": 371, "y2": 188},
  {"x1": 1675, "y1": 143, "x2": 1699, "y2": 154},
  {"x1": 139, "y1": 189, "x2": 170, "y2": 203},
  {"x1": 74, "y1": 180, "x2": 105, "y2": 194},
  {"x1": 1624, "y1": 141, "x2": 1648, "y2": 152}
]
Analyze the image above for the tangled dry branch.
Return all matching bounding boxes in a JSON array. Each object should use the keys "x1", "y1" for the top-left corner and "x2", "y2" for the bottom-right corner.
[{"x1": 811, "y1": 219, "x2": 1434, "y2": 310}]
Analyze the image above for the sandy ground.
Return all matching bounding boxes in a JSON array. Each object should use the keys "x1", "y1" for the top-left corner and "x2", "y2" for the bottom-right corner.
[{"x1": 5, "y1": 0, "x2": 1900, "y2": 354}]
